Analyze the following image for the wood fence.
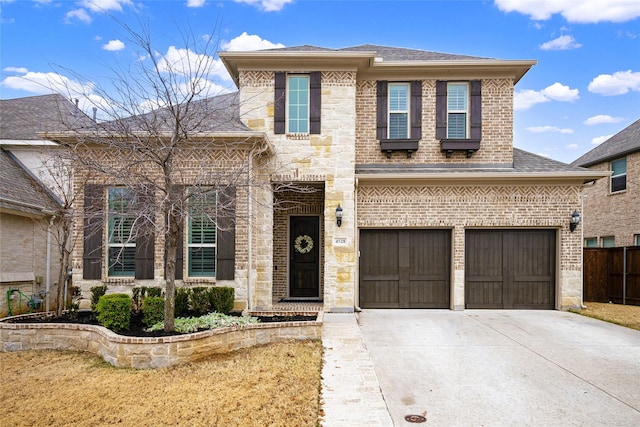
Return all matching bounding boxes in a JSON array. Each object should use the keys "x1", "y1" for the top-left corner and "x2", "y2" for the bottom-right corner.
[{"x1": 583, "y1": 247, "x2": 640, "y2": 306}]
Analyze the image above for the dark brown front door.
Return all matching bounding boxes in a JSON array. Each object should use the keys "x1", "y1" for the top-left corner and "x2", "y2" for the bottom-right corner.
[
  {"x1": 289, "y1": 216, "x2": 320, "y2": 298},
  {"x1": 465, "y1": 229, "x2": 556, "y2": 309},
  {"x1": 359, "y1": 229, "x2": 451, "y2": 308}
]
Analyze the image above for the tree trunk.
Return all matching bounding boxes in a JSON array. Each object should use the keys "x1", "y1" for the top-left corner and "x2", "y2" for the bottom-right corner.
[
  {"x1": 55, "y1": 217, "x2": 72, "y2": 317},
  {"x1": 164, "y1": 208, "x2": 179, "y2": 332}
]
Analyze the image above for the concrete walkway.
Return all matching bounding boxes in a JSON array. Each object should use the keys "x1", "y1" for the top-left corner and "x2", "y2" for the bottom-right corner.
[{"x1": 320, "y1": 313, "x2": 393, "y2": 426}]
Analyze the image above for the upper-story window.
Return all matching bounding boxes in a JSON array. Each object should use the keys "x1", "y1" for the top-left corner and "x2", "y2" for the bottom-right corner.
[
  {"x1": 107, "y1": 187, "x2": 136, "y2": 277},
  {"x1": 611, "y1": 157, "x2": 626, "y2": 192},
  {"x1": 274, "y1": 72, "x2": 321, "y2": 135},
  {"x1": 388, "y1": 83, "x2": 410, "y2": 139},
  {"x1": 447, "y1": 83, "x2": 469, "y2": 139},
  {"x1": 287, "y1": 75, "x2": 309, "y2": 134}
]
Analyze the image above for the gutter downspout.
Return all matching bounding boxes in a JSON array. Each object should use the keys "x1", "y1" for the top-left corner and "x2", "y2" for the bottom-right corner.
[
  {"x1": 46, "y1": 216, "x2": 54, "y2": 312},
  {"x1": 247, "y1": 148, "x2": 253, "y2": 311},
  {"x1": 580, "y1": 194, "x2": 585, "y2": 309}
]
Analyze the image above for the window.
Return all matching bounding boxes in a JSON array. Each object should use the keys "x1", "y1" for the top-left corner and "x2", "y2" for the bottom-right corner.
[
  {"x1": 274, "y1": 72, "x2": 321, "y2": 135},
  {"x1": 188, "y1": 189, "x2": 216, "y2": 277},
  {"x1": 584, "y1": 237, "x2": 597, "y2": 247},
  {"x1": 447, "y1": 83, "x2": 468, "y2": 139},
  {"x1": 634, "y1": 234, "x2": 640, "y2": 246},
  {"x1": 602, "y1": 236, "x2": 615, "y2": 248},
  {"x1": 287, "y1": 75, "x2": 309, "y2": 133},
  {"x1": 107, "y1": 187, "x2": 136, "y2": 276},
  {"x1": 388, "y1": 83, "x2": 409, "y2": 139},
  {"x1": 611, "y1": 157, "x2": 626, "y2": 192}
]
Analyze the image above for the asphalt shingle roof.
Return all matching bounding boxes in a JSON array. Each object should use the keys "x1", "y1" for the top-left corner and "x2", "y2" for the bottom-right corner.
[
  {"x1": 0, "y1": 149, "x2": 61, "y2": 215},
  {"x1": 262, "y1": 44, "x2": 488, "y2": 61},
  {"x1": 571, "y1": 119, "x2": 640, "y2": 167},
  {"x1": 0, "y1": 93, "x2": 95, "y2": 140}
]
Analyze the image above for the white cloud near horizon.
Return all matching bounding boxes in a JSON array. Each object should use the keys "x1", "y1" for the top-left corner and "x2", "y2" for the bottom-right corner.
[
  {"x1": 234, "y1": 0, "x2": 294, "y2": 12},
  {"x1": 102, "y1": 39, "x2": 125, "y2": 51},
  {"x1": 514, "y1": 82, "x2": 579, "y2": 110},
  {"x1": 1, "y1": 70, "x2": 95, "y2": 96},
  {"x1": 584, "y1": 115, "x2": 625, "y2": 125},
  {"x1": 3, "y1": 66, "x2": 29, "y2": 74},
  {"x1": 494, "y1": 0, "x2": 640, "y2": 23},
  {"x1": 592, "y1": 135, "x2": 613, "y2": 145},
  {"x1": 588, "y1": 70, "x2": 640, "y2": 95},
  {"x1": 539, "y1": 35, "x2": 581, "y2": 50},
  {"x1": 526, "y1": 126, "x2": 574, "y2": 134}
]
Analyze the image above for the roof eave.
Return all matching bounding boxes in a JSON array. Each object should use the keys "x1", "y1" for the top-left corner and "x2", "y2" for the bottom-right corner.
[{"x1": 575, "y1": 146, "x2": 640, "y2": 168}]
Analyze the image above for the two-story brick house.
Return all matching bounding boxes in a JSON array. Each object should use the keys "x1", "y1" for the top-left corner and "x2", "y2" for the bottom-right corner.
[
  {"x1": 571, "y1": 119, "x2": 640, "y2": 248},
  {"x1": 64, "y1": 44, "x2": 605, "y2": 312}
]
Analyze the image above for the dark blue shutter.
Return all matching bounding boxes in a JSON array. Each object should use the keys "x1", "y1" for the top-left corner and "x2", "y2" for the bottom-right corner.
[
  {"x1": 376, "y1": 81, "x2": 388, "y2": 140},
  {"x1": 310, "y1": 71, "x2": 321, "y2": 134},
  {"x1": 83, "y1": 184, "x2": 103, "y2": 280},
  {"x1": 274, "y1": 72, "x2": 286, "y2": 134}
]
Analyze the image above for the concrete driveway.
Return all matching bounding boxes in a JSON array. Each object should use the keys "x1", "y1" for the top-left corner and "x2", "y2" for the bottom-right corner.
[{"x1": 358, "y1": 310, "x2": 640, "y2": 426}]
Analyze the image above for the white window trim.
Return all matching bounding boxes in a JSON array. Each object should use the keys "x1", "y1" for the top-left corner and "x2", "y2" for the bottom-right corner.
[
  {"x1": 447, "y1": 82, "x2": 469, "y2": 139},
  {"x1": 286, "y1": 74, "x2": 310, "y2": 135},
  {"x1": 387, "y1": 82, "x2": 410, "y2": 139},
  {"x1": 610, "y1": 157, "x2": 627, "y2": 193}
]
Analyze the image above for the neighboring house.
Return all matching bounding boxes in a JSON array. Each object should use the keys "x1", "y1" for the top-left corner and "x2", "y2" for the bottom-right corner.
[
  {"x1": 572, "y1": 119, "x2": 640, "y2": 248},
  {"x1": 0, "y1": 94, "x2": 94, "y2": 315},
  {"x1": 58, "y1": 45, "x2": 605, "y2": 312}
]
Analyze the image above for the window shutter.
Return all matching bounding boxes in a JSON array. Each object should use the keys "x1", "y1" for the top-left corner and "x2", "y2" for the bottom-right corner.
[
  {"x1": 310, "y1": 71, "x2": 321, "y2": 134},
  {"x1": 216, "y1": 185, "x2": 236, "y2": 280},
  {"x1": 376, "y1": 81, "x2": 388, "y2": 140},
  {"x1": 135, "y1": 186, "x2": 155, "y2": 280},
  {"x1": 435, "y1": 81, "x2": 447, "y2": 140},
  {"x1": 410, "y1": 80, "x2": 422, "y2": 140},
  {"x1": 83, "y1": 184, "x2": 103, "y2": 280},
  {"x1": 274, "y1": 72, "x2": 286, "y2": 134},
  {"x1": 470, "y1": 80, "x2": 482, "y2": 140}
]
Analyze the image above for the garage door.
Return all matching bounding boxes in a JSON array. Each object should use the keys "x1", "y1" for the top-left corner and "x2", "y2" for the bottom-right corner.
[
  {"x1": 465, "y1": 230, "x2": 556, "y2": 309},
  {"x1": 359, "y1": 229, "x2": 451, "y2": 308}
]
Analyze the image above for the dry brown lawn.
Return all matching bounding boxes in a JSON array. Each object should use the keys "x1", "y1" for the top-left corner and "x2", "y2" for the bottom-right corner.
[
  {"x1": 573, "y1": 301, "x2": 640, "y2": 331},
  {"x1": 0, "y1": 340, "x2": 322, "y2": 427}
]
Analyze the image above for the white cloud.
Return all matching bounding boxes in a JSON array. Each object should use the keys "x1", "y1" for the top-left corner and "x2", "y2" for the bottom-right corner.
[
  {"x1": 157, "y1": 46, "x2": 226, "y2": 78},
  {"x1": 542, "y1": 82, "x2": 579, "y2": 102},
  {"x1": 102, "y1": 39, "x2": 125, "y2": 51},
  {"x1": 539, "y1": 35, "x2": 581, "y2": 50},
  {"x1": 80, "y1": 0, "x2": 131, "y2": 13},
  {"x1": 514, "y1": 82, "x2": 579, "y2": 110},
  {"x1": 583, "y1": 115, "x2": 625, "y2": 125},
  {"x1": 565, "y1": 143, "x2": 579, "y2": 150},
  {"x1": 186, "y1": 0, "x2": 206, "y2": 7},
  {"x1": 65, "y1": 8, "x2": 92, "y2": 24},
  {"x1": 234, "y1": 0, "x2": 294, "y2": 12},
  {"x1": 494, "y1": 0, "x2": 640, "y2": 23},
  {"x1": 3, "y1": 66, "x2": 29, "y2": 74},
  {"x1": 592, "y1": 135, "x2": 613, "y2": 145},
  {"x1": 535, "y1": 152, "x2": 552, "y2": 158},
  {"x1": 222, "y1": 32, "x2": 285, "y2": 51},
  {"x1": 1, "y1": 71, "x2": 95, "y2": 98},
  {"x1": 526, "y1": 126, "x2": 574, "y2": 134},
  {"x1": 588, "y1": 70, "x2": 640, "y2": 96}
]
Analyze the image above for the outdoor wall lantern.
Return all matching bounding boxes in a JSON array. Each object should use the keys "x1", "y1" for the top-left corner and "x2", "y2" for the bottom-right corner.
[
  {"x1": 335, "y1": 204, "x2": 343, "y2": 227},
  {"x1": 569, "y1": 210, "x2": 581, "y2": 232}
]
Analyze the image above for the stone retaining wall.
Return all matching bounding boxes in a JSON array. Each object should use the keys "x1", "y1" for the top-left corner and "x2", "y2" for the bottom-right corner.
[{"x1": 0, "y1": 312, "x2": 322, "y2": 369}]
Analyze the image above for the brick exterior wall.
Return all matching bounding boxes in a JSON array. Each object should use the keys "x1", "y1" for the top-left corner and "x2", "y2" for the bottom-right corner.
[
  {"x1": 581, "y1": 151, "x2": 640, "y2": 247},
  {"x1": 71, "y1": 148, "x2": 252, "y2": 310},
  {"x1": 355, "y1": 78, "x2": 514, "y2": 165},
  {"x1": 1, "y1": 213, "x2": 60, "y2": 316},
  {"x1": 357, "y1": 184, "x2": 584, "y2": 309}
]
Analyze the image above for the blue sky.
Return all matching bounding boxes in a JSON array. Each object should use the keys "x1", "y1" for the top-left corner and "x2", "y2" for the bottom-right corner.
[{"x1": 1, "y1": 0, "x2": 639, "y2": 163}]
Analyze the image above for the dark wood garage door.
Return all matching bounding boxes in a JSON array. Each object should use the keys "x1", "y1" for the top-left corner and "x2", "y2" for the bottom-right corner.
[
  {"x1": 465, "y1": 230, "x2": 556, "y2": 309},
  {"x1": 359, "y1": 229, "x2": 451, "y2": 308}
]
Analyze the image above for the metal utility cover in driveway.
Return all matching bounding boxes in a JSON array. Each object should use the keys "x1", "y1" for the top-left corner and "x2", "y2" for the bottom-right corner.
[{"x1": 358, "y1": 310, "x2": 640, "y2": 426}]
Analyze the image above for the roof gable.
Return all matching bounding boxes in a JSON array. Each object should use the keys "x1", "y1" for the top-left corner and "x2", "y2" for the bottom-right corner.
[{"x1": 572, "y1": 119, "x2": 640, "y2": 167}]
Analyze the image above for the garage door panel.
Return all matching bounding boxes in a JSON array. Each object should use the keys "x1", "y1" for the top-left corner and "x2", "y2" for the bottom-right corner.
[
  {"x1": 466, "y1": 230, "x2": 555, "y2": 309},
  {"x1": 360, "y1": 229, "x2": 451, "y2": 309}
]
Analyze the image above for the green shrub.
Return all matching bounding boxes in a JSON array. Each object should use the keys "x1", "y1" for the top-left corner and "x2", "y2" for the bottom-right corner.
[
  {"x1": 207, "y1": 287, "x2": 235, "y2": 314},
  {"x1": 96, "y1": 294, "x2": 131, "y2": 332},
  {"x1": 175, "y1": 287, "x2": 190, "y2": 317},
  {"x1": 132, "y1": 287, "x2": 163, "y2": 313},
  {"x1": 142, "y1": 296, "x2": 164, "y2": 328},
  {"x1": 90, "y1": 285, "x2": 107, "y2": 312},
  {"x1": 146, "y1": 287, "x2": 163, "y2": 298},
  {"x1": 190, "y1": 287, "x2": 210, "y2": 316}
]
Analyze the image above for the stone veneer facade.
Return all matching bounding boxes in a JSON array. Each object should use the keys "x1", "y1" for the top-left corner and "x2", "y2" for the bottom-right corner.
[{"x1": 581, "y1": 151, "x2": 640, "y2": 247}]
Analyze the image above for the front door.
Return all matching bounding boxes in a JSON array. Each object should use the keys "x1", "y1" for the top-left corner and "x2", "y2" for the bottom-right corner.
[{"x1": 289, "y1": 216, "x2": 320, "y2": 298}]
